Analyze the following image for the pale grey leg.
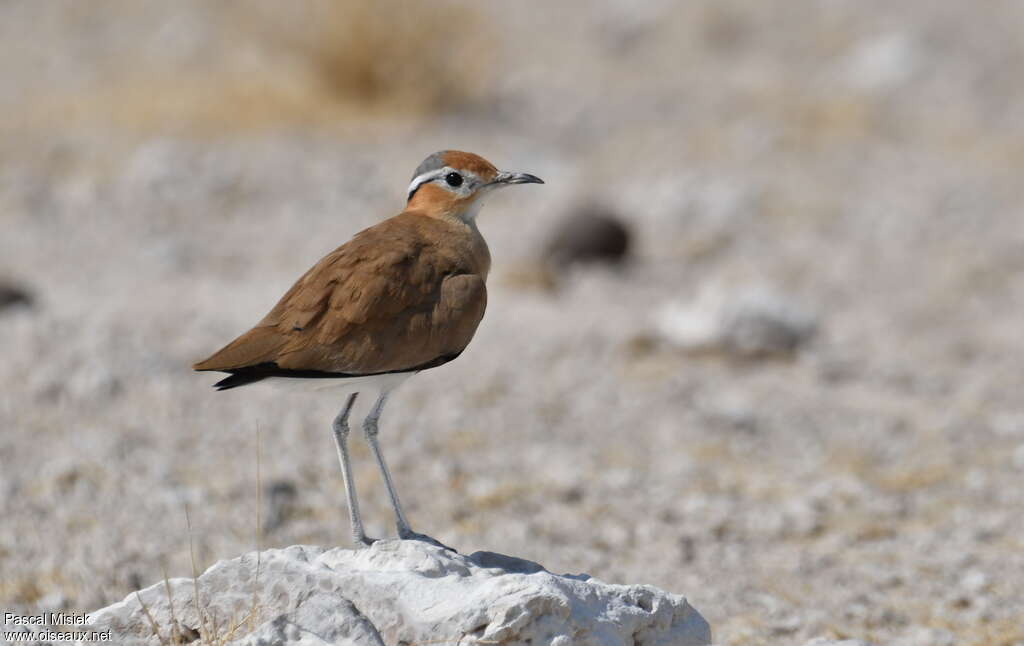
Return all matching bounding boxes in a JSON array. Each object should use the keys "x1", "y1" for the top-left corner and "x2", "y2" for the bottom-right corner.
[
  {"x1": 362, "y1": 393, "x2": 414, "y2": 537},
  {"x1": 332, "y1": 393, "x2": 374, "y2": 546}
]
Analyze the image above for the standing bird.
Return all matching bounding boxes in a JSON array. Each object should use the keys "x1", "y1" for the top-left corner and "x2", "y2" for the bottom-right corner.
[{"x1": 193, "y1": 151, "x2": 543, "y2": 546}]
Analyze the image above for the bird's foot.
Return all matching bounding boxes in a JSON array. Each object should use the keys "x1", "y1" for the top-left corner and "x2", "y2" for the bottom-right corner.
[
  {"x1": 353, "y1": 534, "x2": 380, "y2": 548},
  {"x1": 398, "y1": 527, "x2": 457, "y2": 552}
]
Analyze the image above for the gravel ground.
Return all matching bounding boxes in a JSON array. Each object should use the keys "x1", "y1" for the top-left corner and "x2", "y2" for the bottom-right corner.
[{"x1": 2, "y1": 2, "x2": 1024, "y2": 644}]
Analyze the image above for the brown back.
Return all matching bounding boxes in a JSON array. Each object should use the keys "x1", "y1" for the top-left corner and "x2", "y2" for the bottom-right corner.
[{"x1": 193, "y1": 212, "x2": 490, "y2": 375}]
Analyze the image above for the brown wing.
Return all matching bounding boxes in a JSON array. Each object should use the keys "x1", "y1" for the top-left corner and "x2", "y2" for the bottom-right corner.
[{"x1": 193, "y1": 213, "x2": 488, "y2": 376}]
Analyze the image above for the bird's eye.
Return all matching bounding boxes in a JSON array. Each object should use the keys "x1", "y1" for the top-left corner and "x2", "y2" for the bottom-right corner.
[{"x1": 445, "y1": 172, "x2": 463, "y2": 187}]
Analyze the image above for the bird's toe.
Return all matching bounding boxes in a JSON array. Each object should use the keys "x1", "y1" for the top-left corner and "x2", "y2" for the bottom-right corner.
[{"x1": 398, "y1": 529, "x2": 457, "y2": 552}]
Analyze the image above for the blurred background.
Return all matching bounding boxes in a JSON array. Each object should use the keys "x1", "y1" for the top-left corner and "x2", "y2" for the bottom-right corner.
[{"x1": 2, "y1": 1, "x2": 1024, "y2": 644}]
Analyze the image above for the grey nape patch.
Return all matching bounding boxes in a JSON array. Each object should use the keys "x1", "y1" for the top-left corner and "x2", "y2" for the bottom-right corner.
[
  {"x1": 411, "y1": 151, "x2": 450, "y2": 181},
  {"x1": 406, "y1": 151, "x2": 452, "y2": 200}
]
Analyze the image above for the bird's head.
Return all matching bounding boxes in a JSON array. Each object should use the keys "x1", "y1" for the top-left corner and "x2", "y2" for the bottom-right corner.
[{"x1": 406, "y1": 150, "x2": 543, "y2": 222}]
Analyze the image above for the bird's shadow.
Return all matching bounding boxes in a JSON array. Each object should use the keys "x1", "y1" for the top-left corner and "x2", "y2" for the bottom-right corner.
[
  {"x1": 380, "y1": 534, "x2": 593, "y2": 581},
  {"x1": 466, "y1": 549, "x2": 592, "y2": 582}
]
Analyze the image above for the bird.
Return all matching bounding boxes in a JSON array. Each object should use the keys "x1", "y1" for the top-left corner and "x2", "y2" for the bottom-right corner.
[{"x1": 193, "y1": 150, "x2": 543, "y2": 547}]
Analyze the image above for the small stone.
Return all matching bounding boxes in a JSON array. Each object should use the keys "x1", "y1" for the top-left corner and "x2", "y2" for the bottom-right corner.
[
  {"x1": 543, "y1": 205, "x2": 631, "y2": 268},
  {"x1": 989, "y1": 412, "x2": 1024, "y2": 436},
  {"x1": 959, "y1": 569, "x2": 989, "y2": 593},
  {"x1": 844, "y1": 32, "x2": 917, "y2": 92},
  {"x1": 263, "y1": 479, "x2": 299, "y2": 534},
  {"x1": 1013, "y1": 444, "x2": 1024, "y2": 470},
  {"x1": 896, "y1": 626, "x2": 955, "y2": 646},
  {"x1": 0, "y1": 281, "x2": 34, "y2": 312},
  {"x1": 656, "y1": 286, "x2": 816, "y2": 358},
  {"x1": 802, "y1": 639, "x2": 874, "y2": 646}
]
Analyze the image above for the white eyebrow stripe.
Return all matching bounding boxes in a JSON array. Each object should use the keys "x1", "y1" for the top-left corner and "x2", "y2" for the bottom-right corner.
[{"x1": 407, "y1": 169, "x2": 446, "y2": 200}]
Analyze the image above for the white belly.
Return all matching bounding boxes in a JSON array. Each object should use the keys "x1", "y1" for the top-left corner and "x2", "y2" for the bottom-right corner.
[{"x1": 262, "y1": 371, "x2": 415, "y2": 397}]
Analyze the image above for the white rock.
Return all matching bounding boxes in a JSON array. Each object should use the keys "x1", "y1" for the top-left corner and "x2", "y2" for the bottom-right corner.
[
  {"x1": 988, "y1": 411, "x2": 1024, "y2": 436},
  {"x1": 894, "y1": 626, "x2": 955, "y2": 646},
  {"x1": 959, "y1": 568, "x2": 990, "y2": 593},
  {"x1": 86, "y1": 540, "x2": 711, "y2": 646},
  {"x1": 843, "y1": 32, "x2": 918, "y2": 92},
  {"x1": 802, "y1": 639, "x2": 873, "y2": 646},
  {"x1": 656, "y1": 286, "x2": 816, "y2": 358}
]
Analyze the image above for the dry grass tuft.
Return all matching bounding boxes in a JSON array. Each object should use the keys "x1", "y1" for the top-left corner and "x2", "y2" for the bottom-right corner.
[
  {"x1": 134, "y1": 429, "x2": 266, "y2": 646},
  {"x1": 259, "y1": 0, "x2": 493, "y2": 113},
  {"x1": 6, "y1": 0, "x2": 493, "y2": 137}
]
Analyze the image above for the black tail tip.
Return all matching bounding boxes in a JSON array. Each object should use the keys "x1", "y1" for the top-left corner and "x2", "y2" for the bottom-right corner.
[{"x1": 211, "y1": 372, "x2": 261, "y2": 390}]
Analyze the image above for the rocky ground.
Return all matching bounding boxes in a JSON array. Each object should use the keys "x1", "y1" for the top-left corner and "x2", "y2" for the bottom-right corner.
[
  {"x1": 80, "y1": 540, "x2": 712, "y2": 646},
  {"x1": 2, "y1": 2, "x2": 1023, "y2": 644}
]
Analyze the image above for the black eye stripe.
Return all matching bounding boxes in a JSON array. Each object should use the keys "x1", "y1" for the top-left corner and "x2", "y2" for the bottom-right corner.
[{"x1": 445, "y1": 172, "x2": 463, "y2": 187}]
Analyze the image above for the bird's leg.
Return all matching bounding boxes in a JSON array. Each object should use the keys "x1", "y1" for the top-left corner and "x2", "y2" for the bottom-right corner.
[
  {"x1": 362, "y1": 393, "x2": 456, "y2": 551},
  {"x1": 362, "y1": 393, "x2": 414, "y2": 537},
  {"x1": 332, "y1": 393, "x2": 374, "y2": 546}
]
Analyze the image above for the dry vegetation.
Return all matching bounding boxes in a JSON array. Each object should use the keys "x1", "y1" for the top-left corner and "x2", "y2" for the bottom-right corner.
[
  {"x1": 251, "y1": 0, "x2": 493, "y2": 113},
  {"x1": 4, "y1": 0, "x2": 491, "y2": 136}
]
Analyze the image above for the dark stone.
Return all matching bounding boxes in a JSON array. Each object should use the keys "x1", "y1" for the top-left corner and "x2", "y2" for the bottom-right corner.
[
  {"x1": 263, "y1": 480, "x2": 298, "y2": 534},
  {"x1": 0, "y1": 282, "x2": 33, "y2": 311},
  {"x1": 543, "y1": 206, "x2": 631, "y2": 268}
]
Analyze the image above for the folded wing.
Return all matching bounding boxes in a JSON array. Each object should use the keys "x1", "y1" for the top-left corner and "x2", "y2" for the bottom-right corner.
[{"x1": 193, "y1": 214, "x2": 488, "y2": 380}]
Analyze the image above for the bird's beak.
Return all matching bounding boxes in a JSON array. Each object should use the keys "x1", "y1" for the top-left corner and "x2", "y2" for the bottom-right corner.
[{"x1": 494, "y1": 171, "x2": 545, "y2": 186}]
